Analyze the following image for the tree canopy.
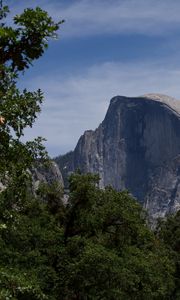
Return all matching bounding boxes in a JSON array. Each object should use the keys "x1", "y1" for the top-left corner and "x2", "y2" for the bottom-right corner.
[{"x1": 0, "y1": 2, "x2": 63, "y2": 298}]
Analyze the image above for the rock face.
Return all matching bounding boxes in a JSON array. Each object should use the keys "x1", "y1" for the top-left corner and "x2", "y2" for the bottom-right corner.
[
  {"x1": 0, "y1": 161, "x2": 64, "y2": 195},
  {"x1": 56, "y1": 94, "x2": 180, "y2": 220},
  {"x1": 31, "y1": 161, "x2": 64, "y2": 191}
]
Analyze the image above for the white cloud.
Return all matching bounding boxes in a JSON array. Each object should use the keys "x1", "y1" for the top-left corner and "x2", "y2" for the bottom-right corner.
[
  {"x1": 57, "y1": 0, "x2": 180, "y2": 37},
  {"x1": 8, "y1": 0, "x2": 180, "y2": 37},
  {"x1": 22, "y1": 59, "x2": 180, "y2": 157}
]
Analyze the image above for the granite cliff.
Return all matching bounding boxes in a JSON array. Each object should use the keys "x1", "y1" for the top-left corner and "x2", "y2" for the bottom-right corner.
[
  {"x1": 31, "y1": 160, "x2": 64, "y2": 191},
  {"x1": 56, "y1": 94, "x2": 180, "y2": 220}
]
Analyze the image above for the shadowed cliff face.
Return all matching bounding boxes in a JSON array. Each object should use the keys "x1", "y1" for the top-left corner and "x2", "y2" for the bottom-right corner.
[
  {"x1": 56, "y1": 95, "x2": 180, "y2": 220},
  {"x1": 31, "y1": 161, "x2": 64, "y2": 191}
]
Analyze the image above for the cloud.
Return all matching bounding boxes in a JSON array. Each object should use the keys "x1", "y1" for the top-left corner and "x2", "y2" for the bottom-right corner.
[
  {"x1": 22, "y1": 59, "x2": 180, "y2": 157},
  {"x1": 8, "y1": 0, "x2": 180, "y2": 37},
  {"x1": 57, "y1": 0, "x2": 180, "y2": 37}
]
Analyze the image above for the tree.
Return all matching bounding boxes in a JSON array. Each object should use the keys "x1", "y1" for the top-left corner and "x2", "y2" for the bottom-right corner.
[
  {"x1": 56, "y1": 173, "x2": 175, "y2": 299},
  {"x1": 157, "y1": 211, "x2": 180, "y2": 299},
  {"x1": 0, "y1": 2, "x2": 64, "y2": 298},
  {"x1": 0, "y1": 1, "x2": 64, "y2": 185},
  {"x1": 0, "y1": 0, "x2": 65, "y2": 206}
]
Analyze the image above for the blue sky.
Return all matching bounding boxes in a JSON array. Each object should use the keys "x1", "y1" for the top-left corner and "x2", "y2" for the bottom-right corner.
[{"x1": 8, "y1": 0, "x2": 180, "y2": 157}]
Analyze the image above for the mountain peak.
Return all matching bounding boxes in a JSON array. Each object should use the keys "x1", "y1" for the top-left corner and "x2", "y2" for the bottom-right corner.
[
  {"x1": 140, "y1": 93, "x2": 180, "y2": 114},
  {"x1": 110, "y1": 94, "x2": 180, "y2": 115}
]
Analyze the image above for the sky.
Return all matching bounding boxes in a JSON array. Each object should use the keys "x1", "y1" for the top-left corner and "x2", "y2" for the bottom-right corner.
[{"x1": 7, "y1": 0, "x2": 180, "y2": 157}]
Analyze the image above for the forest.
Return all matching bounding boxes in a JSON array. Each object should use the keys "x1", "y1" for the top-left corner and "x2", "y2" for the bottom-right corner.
[{"x1": 0, "y1": 2, "x2": 179, "y2": 299}]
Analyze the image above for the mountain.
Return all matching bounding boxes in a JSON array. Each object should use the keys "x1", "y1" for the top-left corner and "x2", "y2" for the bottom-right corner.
[{"x1": 55, "y1": 94, "x2": 180, "y2": 221}]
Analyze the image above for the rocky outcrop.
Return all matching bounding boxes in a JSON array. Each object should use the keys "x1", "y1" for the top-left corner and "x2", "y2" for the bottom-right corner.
[
  {"x1": 31, "y1": 160, "x2": 64, "y2": 191},
  {"x1": 56, "y1": 94, "x2": 180, "y2": 220},
  {"x1": 0, "y1": 161, "x2": 64, "y2": 195}
]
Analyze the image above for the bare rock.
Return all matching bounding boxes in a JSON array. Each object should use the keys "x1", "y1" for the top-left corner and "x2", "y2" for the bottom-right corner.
[
  {"x1": 32, "y1": 160, "x2": 64, "y2": 191},
  {"x1": 57, "y1": 94, "x2": 180, "y2": 221}
]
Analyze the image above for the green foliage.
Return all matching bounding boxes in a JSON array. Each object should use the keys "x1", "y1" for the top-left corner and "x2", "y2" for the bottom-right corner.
[
  {"x1": 0, "y1": 0, "x2": 64, "y2": 190},
  {"x1": 57, "y1": 173, "x2": 175, "y2": 300},
  {"x1": 0, "y1": 192, "x2": 64, "y2": 299},
  {"x1": 0, "y1": 1, "x2": 64, "y2": 298},
  {"x1": 0, "y1": 169, "x2": 178, "y2": 299},
  {"x1": 37, "y1": 180, "x2": 65, "y2": 222},
  {"x1": 157, "y1": 211, "x2": 180, "y2": 299},
  {"x1": 0, "y1": 3, "x2": 64, "y2": 72}
]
